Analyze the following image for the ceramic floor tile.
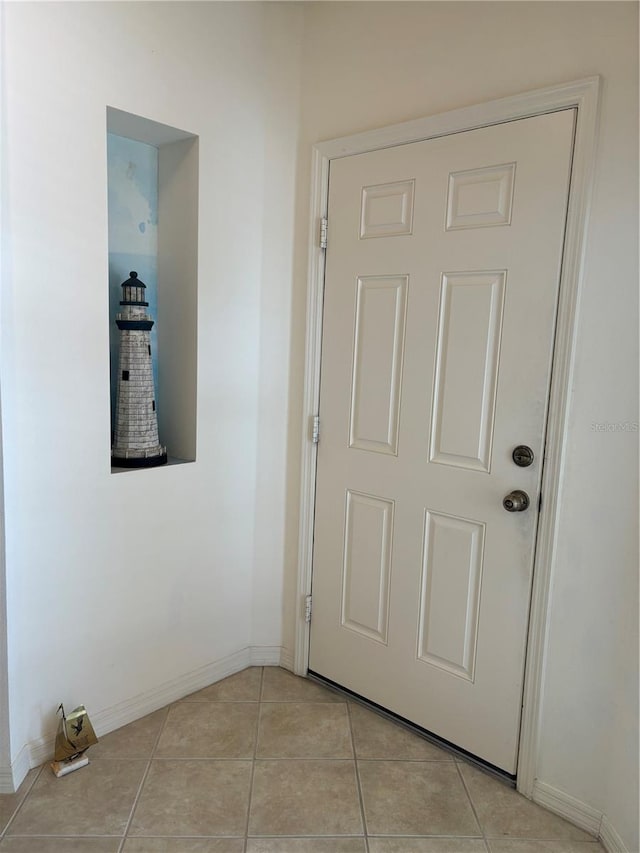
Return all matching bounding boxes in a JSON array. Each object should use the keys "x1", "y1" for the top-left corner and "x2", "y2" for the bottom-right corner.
[
  {"x1": 246, "y1": 840, "x2": 366, "y2": 852},
  {"x1": 0, "y1": 839, "x2": 120, "y2": 852},
  {"x1": 261, "y1": 668, "x2": 344, "y2": 703},
  {"x1": 3, "y1": 667, "x2": 602, "y2": 853},
  {"x1": 368, "y1": 841, "x2": 488, "y2": 853},
  {"x1": 256, "y1": 703, "x2": 352, "y2": 758},
  {"x1": 122, "y1": 840, "x2": 245, "y2": 852},
  {"x1": 181, "y1": 667, "x2": 262, "y2": 702},
  {"x1": 129, "y1": 759, "x2": 252, "y2": 837},
  {"x1": 349, "y1": 702, "x2": 453, "y2": 761},
  {"x1": 459, "y1": 763, "x2": 596, "y2": 841},
  {"x1": 249, "y1": 759, "x2": 362, "y2": 836},
  {"x1": 488, "y1": 841, "x2": 604, "y2": 853},
  {"x1": 0, "y1": 769, "x2": 39, "y2": 834},
  {"x1": 155, "y1": 702, "x2": 258, "y2": 758},
  {"x1": 8, "y1": 759, "x2": 146, "y2": 836},
  {"x1": 90, "y1": 708, "x2": 168, "y2": 759},
  {"x1": 358, "y1": 760, "x2": 480, "y2": 836}
]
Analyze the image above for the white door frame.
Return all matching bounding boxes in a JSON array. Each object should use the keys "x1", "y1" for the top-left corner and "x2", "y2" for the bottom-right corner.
[{"x1": 294, "y1": 77, "x2": 601, "y2": 797}]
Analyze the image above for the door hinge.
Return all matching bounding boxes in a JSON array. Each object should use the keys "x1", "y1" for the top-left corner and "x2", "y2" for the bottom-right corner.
[
  {"x1": 319, "y1": 217, "x2": 328, "y2": 250},
  {"x1": 304, "y1": 594, "x2": 313, "y2": 623},
  {"x1": 312, "y1": 415, "x2": 320, "y2": 444}
]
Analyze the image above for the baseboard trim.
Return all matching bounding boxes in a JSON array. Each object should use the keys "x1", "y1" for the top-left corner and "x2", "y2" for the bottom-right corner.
[
  {"x1": 9, "y1": 645, "x2": 286, "y2": 790},
  {"x1": 0, "y1": 743, "x2": 30, "y2": 794},
  {"x1": 532, "y1": 779, "x2": 601, "y2": 837},
  {"x1": 279, "y1": 648, "x2": 294, "y2": 672},
  {"x1": 0, "y1": 765, "x2": 11, "y2": 794},
  {"x1": 532, "y1": 778, "x2": 633, "y2": 851},
  {"x1": 600, "y1": 814, "x2": 632, "y2": 853},
  {"x1": 249, "y1": 645, "x2": 283, "y2": 667}
]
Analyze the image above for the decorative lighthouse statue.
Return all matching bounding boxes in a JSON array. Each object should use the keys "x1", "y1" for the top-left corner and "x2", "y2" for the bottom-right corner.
[{"x1": 111, "y1": 271, "x2": 167, "y2": 467}]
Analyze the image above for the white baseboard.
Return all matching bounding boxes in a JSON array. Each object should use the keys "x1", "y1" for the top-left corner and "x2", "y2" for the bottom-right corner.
[
  {"x1": 531, "y1": 779, "x2": 632, "y2": 852},
  {"x1": 0, "y1": 743, "x2": 30, "y2": 794},
  {"x1": 532, "y1": 779, "x2": 602, "y2": 837},
  {"x1": 249, "y1": 645, "x2": 283, "y2": 667},
  {"x1": 600, "y1": 814, "x2": 632, "y2": 853},
  {"x1": 0, "y1": 765, "x2": 11, "y2": 794},
  {"x1": 279, "y1": 647, "x2": 294, "y2": 672},
  {"x1": 7, "y1": 645, "x2": 286, "y2": 793}
]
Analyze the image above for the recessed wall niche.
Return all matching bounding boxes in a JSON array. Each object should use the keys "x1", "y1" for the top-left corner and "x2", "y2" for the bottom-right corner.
[{"x1": 107, "y1": 107, "x2": 198, "y2": 471}]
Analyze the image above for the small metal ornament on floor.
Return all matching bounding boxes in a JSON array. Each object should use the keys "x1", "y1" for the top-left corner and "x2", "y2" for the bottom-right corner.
[
  {"x1": 111, "y1": 271, "x2": 167, "y2": 468},
  {"x1": 50, "y1": 704, "x2": 98, "y2": 778}
]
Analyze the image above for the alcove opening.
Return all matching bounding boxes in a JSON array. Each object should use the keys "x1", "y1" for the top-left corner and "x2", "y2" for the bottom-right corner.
[{"x1": 107, "y1": 106, "x2": 199, "y2": 472}]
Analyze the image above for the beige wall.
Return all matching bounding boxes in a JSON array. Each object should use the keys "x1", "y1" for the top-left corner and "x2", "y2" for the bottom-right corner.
[{"x1": 283, "y1": 3, "x2": 638, "y2": 848}]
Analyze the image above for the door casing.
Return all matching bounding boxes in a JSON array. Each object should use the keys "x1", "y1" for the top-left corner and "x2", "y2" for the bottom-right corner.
[{"x1": 294, "y1": 77, "x2": 601, "y2": 798}]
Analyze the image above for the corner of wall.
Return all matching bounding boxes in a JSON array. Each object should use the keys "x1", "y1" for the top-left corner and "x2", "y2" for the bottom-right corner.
[
  {"x1": 6, "y1": 644, "x2": 285, "y2": 791},
  {"x1": 0, "y1": 581, "x2": 10, "y2": 793},
  {"x1": 0, "y1": 1, "x2": 13, "y2": 791},
  {"x1": 532, "y1": 779, "x2": 634, "y2": 853},
  {"x1": 0, "y1": 416, "x2": 12, "y2": 791},
  {"x1": 278, "y1": 647, "x2": 294, "y2": 672},
  {"x1": 532, "y1": 779, "x2": 602, "y2": 837},
  {"x1": 0, "y1": 745, "x2": 29, "y2": 796}
]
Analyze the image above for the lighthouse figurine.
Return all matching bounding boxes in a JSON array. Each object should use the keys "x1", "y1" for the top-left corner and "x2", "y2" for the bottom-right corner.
[{"x1": 111, "y1": 271, "x2": 167, "y2": 468}]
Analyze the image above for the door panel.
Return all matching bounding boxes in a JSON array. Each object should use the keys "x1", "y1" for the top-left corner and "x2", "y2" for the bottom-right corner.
[
  {"x1": 429, "y1": 270, "x2": 506, "y2": 472},
  {"x1": 341, "y1": 489, "x2": 394, "y2": 644},
  {"x1": 349, "y1": 275, "x2": 408, "y2": 455},
  {"x1": 309, "y1": 110, "x2": 575, "y2": 774},
  {"x1": 417, "y1": 509, "x2": 485, "y2": 682}
]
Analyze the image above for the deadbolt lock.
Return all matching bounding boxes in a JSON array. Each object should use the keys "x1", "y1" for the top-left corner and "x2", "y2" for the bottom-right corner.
[
  {"x1": 503, "y1": 490, "x2": 530, "y2": 512},
  {"x1": 512, "y1": 445, "x2": 534, "y2": 467}
]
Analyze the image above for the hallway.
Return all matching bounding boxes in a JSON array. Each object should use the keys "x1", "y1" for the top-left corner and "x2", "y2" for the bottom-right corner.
[{"x1": 0, "y1": 668, "x2": 604, "y2": 852}]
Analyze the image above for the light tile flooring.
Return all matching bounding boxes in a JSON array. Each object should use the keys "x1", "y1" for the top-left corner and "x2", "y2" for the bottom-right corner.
[{"x1": 0, "y1": 667, "x2": 605, "y2": 853}]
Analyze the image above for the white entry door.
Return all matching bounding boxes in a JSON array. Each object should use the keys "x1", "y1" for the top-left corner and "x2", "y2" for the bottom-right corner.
[{"x1": 308, "y1": 109, "x2": 575, "y2": 774}]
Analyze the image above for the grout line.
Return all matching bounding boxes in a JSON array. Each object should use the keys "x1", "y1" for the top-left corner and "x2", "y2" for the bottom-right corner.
[
  {"x1": 258, "y1": 698, "x2": 345, "y2": 703},
  {"x1": 483, "y1": 836, "x2": 604, "y2": 843},
  {"x1": 353, "y1": 757, "x2": 455, "y2": 763},
  {"x1": 0, "y1": 834, "x2": 126, "y2": 839},
  {"x1": 116, "y1": 704, "x2": 172, "y2": 853},
  {"x1": 148, "y1": 704, "x2": 172, "y2": 760},
  {"x1": 365, "y1": 835, "x2": 487, "y2": 840},
  {"x1": 455, "y1": 759, "x2": 488, "y2": 849},
  {"x1": 0, "y1": 763, "x2": 45, "y2": 841},
  {"x1": 89, "y1": 754, "x2": 393, "y2": 762},
  {"x1": 243, "y1": 666, "x2": 264, "y2": 853},
  {"x1": 346, "y1": 701, "x2": 369, "y2": 853},
  {"x1": 179, "y1": 699, "x2": 261, "y2": 704}
]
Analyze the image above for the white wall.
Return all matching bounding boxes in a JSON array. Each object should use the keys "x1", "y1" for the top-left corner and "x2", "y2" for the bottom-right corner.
[
  {"x1": 1, "y1": 2, "x2": 637, "y2": 848},
  {"x1": 0, "y1": 0, "x2": 300, "y2": 778},
  {"x1": 282, "y1": 2, "x2": 638, "y2": 849},
  {"x1": 252, "y1": 3, "x2": 303, "y2": 661},
  {"x1": 0, "y1": 1, "x2": 12, "y2": 783}
]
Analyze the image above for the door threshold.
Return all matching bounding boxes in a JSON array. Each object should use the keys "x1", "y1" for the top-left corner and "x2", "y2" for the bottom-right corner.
[{"x1": 307, "y1": 669, "x2": 517, "y2": 788}]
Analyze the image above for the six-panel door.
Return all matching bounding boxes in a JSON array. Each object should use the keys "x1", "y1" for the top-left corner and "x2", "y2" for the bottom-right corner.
[{"x1": 309, "y1": 109, "x2": 576, "y2": 774}]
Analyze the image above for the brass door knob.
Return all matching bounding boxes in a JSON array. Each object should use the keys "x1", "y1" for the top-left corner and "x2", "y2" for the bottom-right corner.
[{"x1": 503, "y1": 490, "x2": 530, "y2": 512}]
